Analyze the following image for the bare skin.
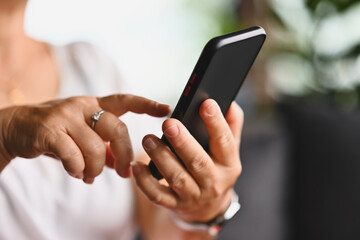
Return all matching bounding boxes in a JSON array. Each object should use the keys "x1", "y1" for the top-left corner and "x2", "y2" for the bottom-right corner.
[
  {"x1": 0, "y1": 0, "x2": 59, "y2": 109},
  {"x1": 133, "y1": 100, "x2": 244, "y2": 239},
  {"x1": 0, "y1": 95, "x2": 171, "y2": 181},
  {"x1": 0, "y1": 0, "x2": 172, "y2": 183},
  {"x1": 0, "y1": 1, "x2": 244, "y2": 239}
]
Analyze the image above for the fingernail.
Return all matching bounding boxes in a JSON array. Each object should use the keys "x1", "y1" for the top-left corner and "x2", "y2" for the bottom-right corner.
[
  {"x1": 164, "y1": 124, "x2": 179, "y2": 138},
  {"x1": 143, "y1": 138, "x2": 158, "y2": 151},
  {"x1": 83, "y1": 177, "x2": 94, "y2": 184},
  {"x1": 162, "y1": 104, "x2": 171, "y2": 114},
  {"x1": 130, "y1": 161, "x2": 140, "y2": 166},
  {"x1": 132, "y1": 165, "x2": 143, "y2": 176},
  {"x1": 68, "y1": 172, "x2": 84, "y2": 179},
  {"x1": 155, "y1": 103, "x2": 171, "y2": 115},
  {"x1": 205, "y1": 101, "x2": 218, "y2": 117}
]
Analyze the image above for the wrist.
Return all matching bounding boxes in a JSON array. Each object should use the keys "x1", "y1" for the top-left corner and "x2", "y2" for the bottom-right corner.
[
  {"x1": 171, "y1": 190, "x2": 241, "y2": 236},
  {"x1": 177, "y1": 189, "x2": 233, "y2": 223}
]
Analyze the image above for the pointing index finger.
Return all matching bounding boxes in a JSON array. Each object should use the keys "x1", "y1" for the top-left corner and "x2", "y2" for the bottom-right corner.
[{"x1": 97, "y1": 94, "x2": 170, "y2": 117}]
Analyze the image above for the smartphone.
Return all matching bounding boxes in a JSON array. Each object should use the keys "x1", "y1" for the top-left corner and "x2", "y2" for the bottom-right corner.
[{"x1": 149, "y1": 26, "x2": 266, "y2": 180}]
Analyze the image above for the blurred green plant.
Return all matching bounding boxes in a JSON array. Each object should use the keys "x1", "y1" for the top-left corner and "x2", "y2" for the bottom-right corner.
[
  {"x1": 267, "y1": 0, "x2": 360, "y2": 108},
  {"x1": 183, "y1": 0, "x2": 239, "y2": 35},
  {"x1": 306, "y1": 0, "x2": 359, "y2": 12}
]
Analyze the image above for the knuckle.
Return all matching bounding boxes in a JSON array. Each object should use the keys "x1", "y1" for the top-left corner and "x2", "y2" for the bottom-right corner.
[
  {"x1": 63, "y1": 148, "x2": 83, "y2": 162},
  {"x1": 68, "y1": 96, "x2": 96, "y2": 110},
  {"x1": 66, "y1": 96, "x2": 82, "y2": 107},
  {"x1": 169, "y1": 171, "x2": 187, "y2": 191},
  {"x1": 115, "y1": 94, "x2": 129, "y2": 107},
  {"x1": 55, "y1": 106, "x2": 74, "y2": 121},
  {"x1": 68, "y1": 96, "x2": 86, "y2": 105},
  {"x1": 149, "y1": 193, "x2": 163, "y2": 205},
  {"x1": 83, "y1": 145, "x2": 106, "y2": 176},
  {"x1": 187, "y1": 188, "x2": 202, "y2": 203},
  {"x1": 50, "y1": 100, "x2": 80, "y2": 120},
  {"x1": 90, "y1": 141, "x2": 106, "y2": 158},
  {"x1": 42, "y1": 130, "x2": 57, "y2": 149},
  {"x1": 217, "y1": 131, "x2": 233, "y2": 146},
  {"x1": 61, "y1": 149, "x2": 85, "y2": 173},
  {"x1": 112, "y1": 121, "x2": 128, "y2": 137},
  {"x1": 188, "y1": 154, "x2": 209, "y2": 174},
  {"x1": 210, "y1": 183, "x2": 224, "y2": 198}
]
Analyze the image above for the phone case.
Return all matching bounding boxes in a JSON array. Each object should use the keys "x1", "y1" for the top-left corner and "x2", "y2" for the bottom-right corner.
[{"x1": 149, "y1": 26, "x2": 266, "y2": 179}]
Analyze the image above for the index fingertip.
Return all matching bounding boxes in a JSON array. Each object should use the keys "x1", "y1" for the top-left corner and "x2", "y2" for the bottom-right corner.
[{"x1": 156, "y1": 103, "x2": 171, "y2": 117}]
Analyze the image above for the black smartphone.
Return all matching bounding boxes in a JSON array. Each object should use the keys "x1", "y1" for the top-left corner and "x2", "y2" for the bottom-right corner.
[{"x1": 149, "y1": 26, "x2": 266, "y2": 180}]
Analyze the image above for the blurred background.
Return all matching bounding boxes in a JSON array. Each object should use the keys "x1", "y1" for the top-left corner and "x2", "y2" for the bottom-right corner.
[{"x1": 25, "y1": 0, "x2": 360, "y2": 239}]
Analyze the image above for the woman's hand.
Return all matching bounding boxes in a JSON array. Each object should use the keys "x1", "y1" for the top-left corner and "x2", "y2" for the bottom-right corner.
[
  {"x1": 0, "y1": 94, "x2": 170, "y2": 183},
  {"x1": 132, "y1": 99, "x2": 243, "y2": 223}
]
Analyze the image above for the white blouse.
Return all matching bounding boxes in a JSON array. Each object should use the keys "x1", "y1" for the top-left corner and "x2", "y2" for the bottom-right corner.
[{"x1": 0, "y1": 42, "x2": 151, "y2": 240}]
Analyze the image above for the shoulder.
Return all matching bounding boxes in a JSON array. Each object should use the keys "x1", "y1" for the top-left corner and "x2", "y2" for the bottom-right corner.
[
  {"x1": 64, "y1": 42, "x2": 114, "y2": 65},
  {"x1": 55, "y1": 42, "x2": 117, "y2": 73},
  {"x1": 51, "y1": 42, "x2": 123, "y2": 96}
]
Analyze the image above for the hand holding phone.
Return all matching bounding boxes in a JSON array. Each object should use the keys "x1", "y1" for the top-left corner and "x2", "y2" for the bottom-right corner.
[{"x1": 149, "y1": 26, "x2": 266, "y2": 179}]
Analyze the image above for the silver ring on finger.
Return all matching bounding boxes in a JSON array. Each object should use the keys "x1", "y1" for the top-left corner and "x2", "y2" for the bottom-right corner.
[{"x1": 91, "y1": 110, "x2": 106, "y2": 130}]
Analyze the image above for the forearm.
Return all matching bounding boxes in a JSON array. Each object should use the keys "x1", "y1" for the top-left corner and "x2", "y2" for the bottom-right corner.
[
  {"x1": 0, "y1": 150, "x2": 11, "y2": 173},
  {"x1": 0, "y1": 107, "x2": 15, "y2": 173}
]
